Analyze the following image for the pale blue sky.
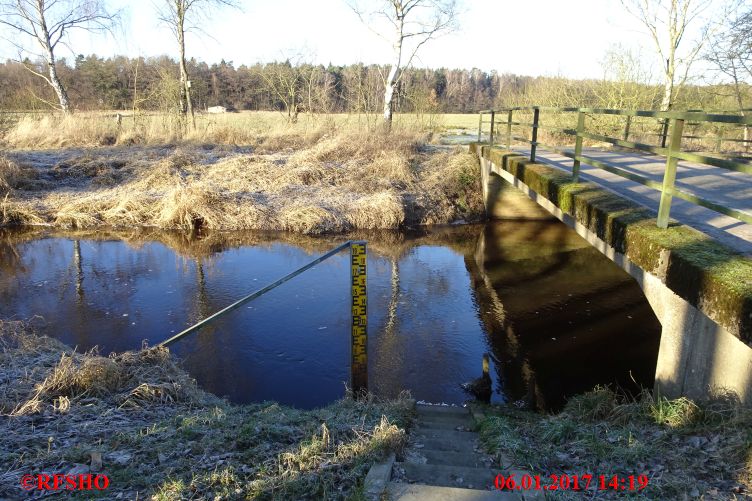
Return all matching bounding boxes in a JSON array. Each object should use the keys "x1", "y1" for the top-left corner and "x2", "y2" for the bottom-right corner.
[{"x1": 0, "y1": 0, "x2": 717, "y2": 80}]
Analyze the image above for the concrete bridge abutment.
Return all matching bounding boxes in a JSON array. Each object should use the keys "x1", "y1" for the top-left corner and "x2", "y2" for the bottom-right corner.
[{"x1": 476, "y1": 146, "x2": 752, "y2": 404}]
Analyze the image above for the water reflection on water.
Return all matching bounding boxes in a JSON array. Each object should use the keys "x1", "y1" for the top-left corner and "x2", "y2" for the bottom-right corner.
[{"x1": 0, "y1": 222, "x2": 661, "y2": 409}]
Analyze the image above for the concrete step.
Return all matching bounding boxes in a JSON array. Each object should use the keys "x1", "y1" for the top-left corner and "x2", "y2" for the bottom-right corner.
[
  {"x1": 386, "y1": 482, "x2": 518, "y2": 500},
  {"x1": 409, "y1": 448, "x2": 495, "y2": 468},
  {"x1": 416, "y1": 404, "x2": 471, "y2": 418},
  {"x1": 396, "y1": 461, "x2": 499, "y2": 490},
  {"x1": 412, "y1": 427, "x2": 479, "y2": 443},
  {"x1": 416, "y1": 413, "x2": 475, "y2": 430},
  {"x1": 417, "y1": 419, "x2": 473, "y2": 431},
  {"x1": 413, "y1": 437, "x2": 478, "y2": 453}
]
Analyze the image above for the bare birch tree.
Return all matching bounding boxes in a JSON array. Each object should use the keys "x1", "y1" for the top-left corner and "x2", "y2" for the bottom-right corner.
[
  {"x1": 706, "y1": 1, "x2": 752, "y2": 144},
  {"x1": 620, "y1": 0, "x2": 715, "y2": 111},
  {"x1": 349, "y1": 0, "x2": 457, "y2": 130},
  {"x1": 706, "y1": 2, "x2": 752, "y2": 107},
  {"x1": 156, "y1": 0, "x2": 237, "y2": 128},
  {"x1": 0, "y1": 0, "x2": 118, "y2": 113}
]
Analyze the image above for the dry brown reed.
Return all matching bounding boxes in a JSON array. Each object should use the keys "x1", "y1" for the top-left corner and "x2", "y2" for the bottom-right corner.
[
  {"x1": 0, "y1": 111, "x2": 461, "y2": 150},
  {"x1": 0, "y1": 126, "x2": 483, "y2": 233}
]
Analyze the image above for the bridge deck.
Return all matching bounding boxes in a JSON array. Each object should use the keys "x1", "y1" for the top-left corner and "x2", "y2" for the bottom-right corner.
[{"x1": 512, "y1": 147, "x2": 752, "y2": 256}]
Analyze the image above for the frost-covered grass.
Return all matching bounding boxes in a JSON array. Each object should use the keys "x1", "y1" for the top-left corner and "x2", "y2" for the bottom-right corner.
[
  {"x1": 476, "y1": 386, "x2": 752, "y2": 500},
  {"x1": 0, "y1": 321, "x2": 414, "y2": 500}
]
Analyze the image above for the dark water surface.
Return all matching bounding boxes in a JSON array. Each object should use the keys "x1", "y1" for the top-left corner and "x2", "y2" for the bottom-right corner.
[{"x1": 0, "y1": 222, "x2": 661, "y2": 410}]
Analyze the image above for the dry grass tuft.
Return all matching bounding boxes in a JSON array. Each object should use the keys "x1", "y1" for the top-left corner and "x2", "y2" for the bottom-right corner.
[
  {"x1": 0, "y1": 156, "x2": 41, "y2": 193},
  {"x1": 1, "y1": 322, "x2": 204, "y2": 416},
  {"x1": 0, "y1": 157, "x2": 22, "y2": 193}
]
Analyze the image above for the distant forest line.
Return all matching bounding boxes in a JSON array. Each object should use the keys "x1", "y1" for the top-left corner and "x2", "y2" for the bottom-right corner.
[{"x1": 0, "y1": 55, "x2": 749, "y2": 115}]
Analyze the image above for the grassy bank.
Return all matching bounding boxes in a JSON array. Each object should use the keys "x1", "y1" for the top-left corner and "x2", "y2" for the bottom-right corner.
[
  {"x1": 0, "y1": 321, "x2": 413, "y2": 500},
  {"x1": 476, "y1": 387, "x2": 752, "y2": 500},
  {"x1": 0, "y1": 120, "x2": 483, "y2": 233}
]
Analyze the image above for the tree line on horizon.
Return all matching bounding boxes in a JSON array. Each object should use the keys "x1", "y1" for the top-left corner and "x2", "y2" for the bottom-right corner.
[
  {"x1": 0, "y1": 0, "x2": 751, "y2": 126},
  {"x1": 0, "y1": 55, "x2": 749, "y2": 117}
]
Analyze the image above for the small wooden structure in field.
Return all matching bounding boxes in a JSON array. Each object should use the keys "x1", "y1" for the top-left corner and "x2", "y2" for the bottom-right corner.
[{"x1": 207, "y1": 106, "x2": 226, "y2": 114}]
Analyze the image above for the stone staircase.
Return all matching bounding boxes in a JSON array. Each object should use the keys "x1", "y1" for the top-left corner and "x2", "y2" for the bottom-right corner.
[{"x1": 366, "y1": 403, "x2": 534, "y2": 500}]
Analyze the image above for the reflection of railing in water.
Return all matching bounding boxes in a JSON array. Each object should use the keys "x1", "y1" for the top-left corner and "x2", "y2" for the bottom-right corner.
[{"x1": 157, "y1": 240, "x2": 369, "y2": 392}]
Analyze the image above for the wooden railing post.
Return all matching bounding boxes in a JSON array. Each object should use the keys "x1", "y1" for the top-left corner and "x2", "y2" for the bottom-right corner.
[
  {"x1": 623, "y1": 115, "x2": 632, "y2": 142},
  {"x1": 477, "y1": 112, "x2": 483, "y2": 143},
  {"x1": 657, "y1": 118, "x2": 685, "y2": 229},
  {"x1": 506, "y1": 110, "x2": 513, "y2": 149},
  {"x1": 660, "y1": 118, "x2": 669, "y2": 148},
  {"x1": 530, "y1": 107, "x2": 540, "y2": 162},
  {"x1": 489, "y1": 110, "x2": 496, "y2": 146},
  {"x1": 572, "y1": 110, "x2": 585, "y2": 182}
]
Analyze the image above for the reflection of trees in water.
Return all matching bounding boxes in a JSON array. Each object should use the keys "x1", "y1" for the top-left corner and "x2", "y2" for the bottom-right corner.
[
  {"x1": 0, "y1": 225, "x2": 482, "y2": 263},
  {"x1": 73, "y1": 240, "x2": 84, "y2": 302},
  {"x1": 188, "y1": 257, "x2": 230, "y2": 395},
  {"x1": 369, "y1": 256, "x2": 403, "y2": 397},
  {"x1": 369, "y1": 236, "x2": 479, "y2": 400},
  {"x1": 0, "y1": 231, "x2": 23, "y2": 274},
  {"x1": 2, "y1": 224, "x2": 486, "y2": 401}
]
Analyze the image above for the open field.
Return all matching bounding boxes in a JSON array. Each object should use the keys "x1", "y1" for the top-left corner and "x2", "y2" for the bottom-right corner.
[
  {"x1": 0, "y1": 113, "x2": 484, "y2": 233},
  {"x1": 0, "y1": 111, "x2": 479, "y2": 148}
]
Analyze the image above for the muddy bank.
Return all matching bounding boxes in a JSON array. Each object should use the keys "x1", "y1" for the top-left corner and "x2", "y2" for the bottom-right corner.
[{"x1": 0, "y1": 131, "x2": 483, "y2": 233}]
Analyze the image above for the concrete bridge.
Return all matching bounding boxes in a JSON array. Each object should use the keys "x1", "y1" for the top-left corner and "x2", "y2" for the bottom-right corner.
[{"x1": 472, "y1": 106, "x2": 752, "y2": 403}]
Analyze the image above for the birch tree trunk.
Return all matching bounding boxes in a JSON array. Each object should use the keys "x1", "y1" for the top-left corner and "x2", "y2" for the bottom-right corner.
[
  {"x1": 0, "y1": 0, "x2": 116, "y2": 113},
  {"x1": 176, "y1": 4, "x2": 195, "y2": 129},
  {"x1": 383, "y1": 22, "x2": 403, "y2": 129},
  {"x1": 660, "y1": 63, "x2": 674, "y2": 111},
  {"x1": 383, "y1": 64, "x2": 399, "y2": 127},
  {"x1": 45, "y1": 46, "x2": 70, "y2": 113},
  {"x1": 39, "y1": 8, "x2": 71, "y2": 113},
  {"x1": 350, "y1": 0, "x2": 457, "y2": 131}
]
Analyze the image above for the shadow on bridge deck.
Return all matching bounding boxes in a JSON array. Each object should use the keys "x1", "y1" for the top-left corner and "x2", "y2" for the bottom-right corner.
[{"x1": 516, "y1": 146, "x2": 752, "y2": 255}]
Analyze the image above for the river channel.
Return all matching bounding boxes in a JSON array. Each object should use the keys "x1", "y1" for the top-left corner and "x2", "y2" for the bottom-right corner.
[{"x1": 0, "y1": 221, "x2": 661, "y2": 410}]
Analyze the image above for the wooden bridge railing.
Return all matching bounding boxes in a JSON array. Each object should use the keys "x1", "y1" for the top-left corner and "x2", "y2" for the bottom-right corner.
[{"x1": 477, "y1": 107, "x2": 752, "y2": 228}]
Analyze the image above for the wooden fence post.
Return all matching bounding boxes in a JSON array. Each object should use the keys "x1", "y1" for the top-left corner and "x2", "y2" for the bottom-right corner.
[
  {"x1": 506, "y1": 110, "x2": 513, "y2": 150},
  {"x1": 530, "y1": 108, "x2": 540, "y2": 162},
  {"x1": 657, "y1": 118, "x2": 685, "y2": 228},
  {"x1": 572, "y1": 111, "x2": 585, "y2": 182},
  {"x1": 489, "y1": 111, "x2": 496, "y2": 146},
  {"x1": 623, "y1": 115, "x2": 632, "y2": 142},
  {"x1": 477, "y1": 112, "x2": 483, "y2": 143},
  {"x1": 660, "y1": 118, "x2": 669, "y2": 148}
]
